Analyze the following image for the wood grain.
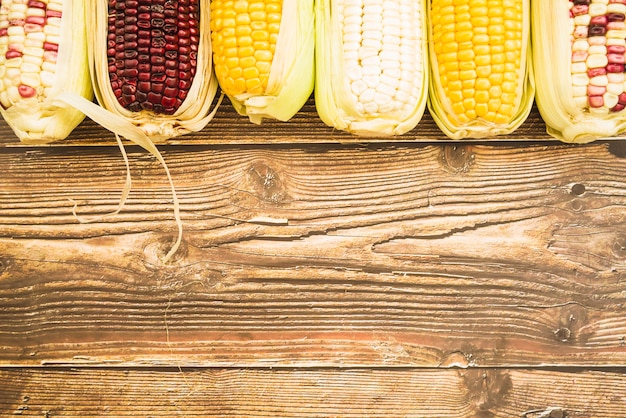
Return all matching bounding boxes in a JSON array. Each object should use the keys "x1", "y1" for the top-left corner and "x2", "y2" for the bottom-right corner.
[
  {"x1": 2, "y1": 141, "x2": 626, "y2": 367},
  {"x1": 0, "y1": 368, "x2": 624, "y2": 417},
  {"x1": 0, "y1": 98, "x2": 581, "y2": 147}
]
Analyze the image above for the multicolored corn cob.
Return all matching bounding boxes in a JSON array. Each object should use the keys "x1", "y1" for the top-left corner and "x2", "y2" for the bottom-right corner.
[
  {"x1": 315, "y1": 0, "x2": 428, "y2": 136},
  {"x1": 427, "y1": 0, "x2": 534, "y2": 139},
  {"x1": 533, "y1": 0, "x2": 626, "y2": 142},
  {"x1": 0, "y1": 0, "x2": 92, "y2": 143},
  {"x1": 210, "y1": 0, "x2": 314, "y2": 124}
]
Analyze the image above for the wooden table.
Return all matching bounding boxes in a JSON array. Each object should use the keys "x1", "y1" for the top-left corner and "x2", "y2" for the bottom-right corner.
[{"x1": 1, "y1": 98, "x2": 625, "y2": 416}]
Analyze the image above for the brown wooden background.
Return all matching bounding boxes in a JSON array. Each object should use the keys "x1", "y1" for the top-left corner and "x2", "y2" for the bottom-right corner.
[{"x1": 1, "y1": 97, "x2": 626, "y2": 416}]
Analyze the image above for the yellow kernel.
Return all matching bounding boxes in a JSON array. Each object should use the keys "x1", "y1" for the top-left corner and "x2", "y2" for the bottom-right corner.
[
  {"x1": 238, "y1": 45, "x2": 255, "y2": 58},
  {"x1": 476, "y1": 102, "x2": 489, "y2": 117},
  {"x1": 456, "y1": 30, "x2": 473, "y2": 43},
  {"x1": 460, "y1": 70, "x2": 476, "y2": 80},
  {"x1": 254, "y1": 49, "x2": 273, "y2": 62},
  {"x1": 476, "y1": 65, "x2": 491, "y2": 77},
  {"x1": 458, "y1": 49, "x2": 475, "y2": 61},
  {"x1": 489, "y1": 85, "x2": 502, "y2": 98},
  {"x1": 462, "y1": 88, "x2": 475, "y2": 99},
  {"x1": 475, "y1": 55, "x2": 491, "y2": 66},
  {"x1": 475, "y1": 90, "x2": 490, "y2": 103},
  {"x1": 488, "y1": 99, "x2": 501, "y2": 112},
  {"x1": 476, "y1": 78, "x2": 490, "y2": 90},
  {"x1": 251, "y1": 30, "x2": 269, "y2": 42},
  {"x1": 243, "y1": 66, "x2": 259, "y2": 80},
  {"x1": 239, "y1": 55, "x2": 256, "y2": 68}
]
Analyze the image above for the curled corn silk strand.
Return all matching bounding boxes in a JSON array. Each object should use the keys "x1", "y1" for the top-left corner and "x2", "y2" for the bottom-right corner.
[{"x1": 56, "y1": 92, "x2": 183, "y2": 263}]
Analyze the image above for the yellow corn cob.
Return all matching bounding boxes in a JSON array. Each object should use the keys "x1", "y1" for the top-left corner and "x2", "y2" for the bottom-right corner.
[
  {"x1": 533, "y1": 0, "x2": 626, "y2": 143},
  {"x1": 427, "y1": 0, "x2": 534, "y2": 139},
  {"x1": 210, "y1": 0, "x2": 315, "y2": 124},
  {"x1": 315, "y1": 0, "x2": 428, "y2": 136},
  {"x1": 0, "y1": 0, "x2": 92, "y2": 143}
]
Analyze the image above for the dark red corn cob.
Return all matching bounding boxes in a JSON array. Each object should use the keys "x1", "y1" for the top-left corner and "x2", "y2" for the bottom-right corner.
[{"x1": 106, "y1": 0, "x2": 200, "y2": 115}]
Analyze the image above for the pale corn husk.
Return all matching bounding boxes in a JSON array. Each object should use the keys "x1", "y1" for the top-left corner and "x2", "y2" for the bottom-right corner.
[
  {"x1": 0, "y1": 0, "x2": 93, "y2": 144},
  {"x1": 314, "y1": 0, "x2": 429, "y2": 137},
  {"x1": 426, "y1": 0, "x2": 535, "y2": 139},
  {"x1": 215, "y1": 0, "x2": 315, "y2": 124},
  {"x1": 532, "y1": 1, "x2": 626, "y2": 143}
]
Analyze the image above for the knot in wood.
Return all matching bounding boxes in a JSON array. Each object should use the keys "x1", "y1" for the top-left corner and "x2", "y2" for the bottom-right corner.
[
  {"x1": 246, "y1": 161, "x2": 286, "y2": 204},
  {"x1": 440, "y1": 145, "x2": 475, "y2": 174},
  {"x1": 612, "y1": 236, "x2": 626, "y2": 259}
]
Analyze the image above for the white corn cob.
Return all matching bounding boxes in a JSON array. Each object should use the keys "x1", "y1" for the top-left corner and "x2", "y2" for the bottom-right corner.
[{"x1": 315, "y1": 0, "x2": 428, "y2": 136}]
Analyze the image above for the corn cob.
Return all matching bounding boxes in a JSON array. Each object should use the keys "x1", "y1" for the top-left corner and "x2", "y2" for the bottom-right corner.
[
  {"x1": 210, "y1": 0, "x2": 315, "y2": 124},
  {"x1": 533, "y1": 0, "x2": 626, "y2": 143},
  {"x1": 0, "y1": 0, "x2": 92, "y2": 143},
  {"x1": 427, "y1": 0, "x2": 534, "y2": 139},
  {"x1": 76, "y1": 0, "x2": 220, "y2": 143},
  {"x1": 315, "y1": 0, "x2": 428, "y2": 137}
]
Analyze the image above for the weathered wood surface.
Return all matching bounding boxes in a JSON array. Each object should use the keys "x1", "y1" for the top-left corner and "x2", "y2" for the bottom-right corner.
[
  {"x1": 1, "y1": 368, "x2": 625, "y2": 417},
  {"x1": 0, "y1": 99, "x2": 572, "y2": 146},
  {"x1": 2, "y1": 141, "x2": 626, "y2": 368},
  {"x1": 3, "y1": 97, "x2": 626, "y2": 415}
]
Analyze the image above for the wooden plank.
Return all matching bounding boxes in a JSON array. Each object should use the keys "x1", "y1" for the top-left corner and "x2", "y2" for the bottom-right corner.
[
  {"x1": 1, "y1": 142, "x2": 626, "y2": 367},
  {"x1": 0, "y1": 99, "x2": 576, "y2": 147},
  {"x1": 0, "y1": 367, "x2": 625, "y2": 417}
]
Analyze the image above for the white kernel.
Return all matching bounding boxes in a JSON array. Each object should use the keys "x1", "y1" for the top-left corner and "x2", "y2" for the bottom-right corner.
[
  {"x1": 607, "y1": 82, "x2": 623, "y2": 96},
  {"x1": 590, "y1": 75, "x2": 609, "y2": 87},
  {"x1": 608, "y1": 29, "x2": 626, "y2": 39},
  {"x1": 363, "y1": 101, "x2": 378, "y2": 114},
  {"x1": 30, "y1": 9, "x2": 46, "y2": 18},
  {"x1": 24, "y1": 37, "x2": 43, "y2": 48},
  {"x1": 609, "y1": 72, "x2": 625, "y2": 84},
  {"x1": 572, "y1": 73, "x2": 589, "y2": 86},
  {"x1": 42, "y1": 61, "x2": 55, "y2": 72},
  {"x1": 20, "y1": 72, "x2": 40, "y2": 87},
  {"x1": 351, "y1": 79, "x2": 368, "y2": 96},
  {"x1": 358, "y1": 46, "x2": 379, "y2": 60},
  {"x1": 574, "y1": 14, "x2": 591, "y2": 26},
  {"x1": 7, "y1": 85, "x2": 19, "y2": 103},
  {"x1": 23, "y1": 46, "x2": 44, "y2": 58},
  {"x1": 572, "y1": 85, "x2": 587, "y2": 97},
  {"x1": 43, "y1": 23, "x2": 60, "y2": 37},
  {"x1": 574, "y1": 96, "x2": 588, "y2": 109},
  {"x1": 570, "y1": 62, "x2": 587, "y2": 73},
  {"x1": 343, "y1": 23, "x2": 361, "y2": 35},
  {"x1": 606, "y1": 37, "x2": 626, "y2": 46},
  {"x1": 589, "y1": 45, "x2": 607, "y2": 54},
  {"x1": 589, "y1": 3, "x2": 607, "y2": 16},
  {"x1": 7, "y1": 26, "x2": 25, "y2": 36},
  {"x1": 587, "y1": 54, "x2": 608, "y2": 68},
  {"x1": 361, "y1": 55, "x2": 380, "y2": 67},
  {"x1": 379, "y1": 73, "x2": 399, "y2": 89},
  {"x1": 572, "y1": 39, "x2": 590, "y2": 51},
  {"x1": 45, "y1": 34, "x2": 59, "y2": 45},
  {"x1": 20, "y1": 62, "x2": 39, "y2": 73},
  {"x1": 363, "y1": 29, "x2": 383, "y2": 42},
  {"x1": 4, "y1": 57, "x2": 22, "y2": 68},
  {"x1": 346, "y1": 64, "x2": 363, "y2": 82},
  {"x1": 343, "y1": 40, "x2": 360, "y2": 52},
  {"x1": 608, "y1": 3, "x2": 626, "y2": 14},
  {"x1": 344, "y1": 5, "x2": 362, "y2": 17},
  {"x1": 359, "y1": 87, "x2": 376, "y2": 103},
  {"x1": 363, "y1": 75, "x2": 380, "y2": 88},
  {"x1": 40, "y1": 70, "x2": 55, "y2": 87},
  {"x1": 362, "y1": 38, "x2": 381, "y2": 49}
]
